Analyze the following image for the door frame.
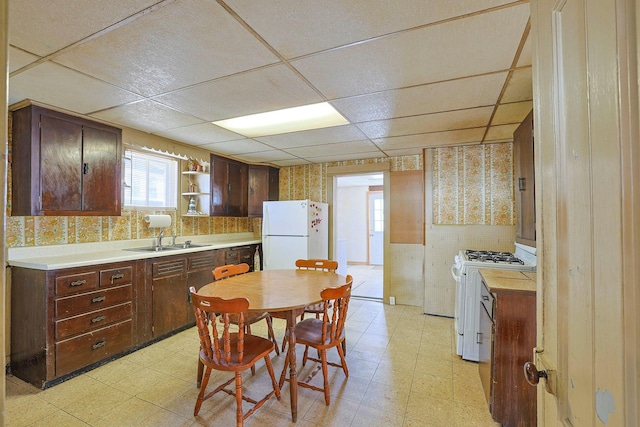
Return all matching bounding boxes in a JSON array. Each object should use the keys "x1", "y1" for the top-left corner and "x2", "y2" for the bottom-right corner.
[
  {"x1": 367, "y1": 190, "x2": 384, "y2": 265},
  {"x1": 327, "y1": 163, "x2": 390, "y2": 302}
]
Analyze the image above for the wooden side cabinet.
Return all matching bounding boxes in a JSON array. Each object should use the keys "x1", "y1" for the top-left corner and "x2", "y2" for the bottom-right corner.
[
  {"x1": 11, "y1": 104, "x2": 122, "y2": 216},
  {"x1": 479, "y1": 279, "x2": 537, "y2": 427},
  {"x1": 210, "y1": 154, "x2": 248, "y2": 217},
  {"x1": 10, "y1": 261, "x2": 137, "y2": 388},
  {"x1": 248, "y1": 165, "x2": 279, "y2": 217},
  {"x1": 513, "y1": 110, "x2": 536, "y2": 246}
]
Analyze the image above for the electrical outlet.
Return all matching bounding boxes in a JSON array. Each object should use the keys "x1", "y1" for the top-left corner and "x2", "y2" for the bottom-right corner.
[{"x1": 389, "y1": 296, "x2": 396, "y2": 305}]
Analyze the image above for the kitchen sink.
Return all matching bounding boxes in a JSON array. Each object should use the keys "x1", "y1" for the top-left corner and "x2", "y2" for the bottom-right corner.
[
  {"x1": 123, "y1": 243, "x2": 212, "y2": 252},
  {"x1": 123, "y1": 246, "x2": 181, "y2": 252},
  {"x1": 170, "y1": 243, "x2": 212, "y2": 249}
]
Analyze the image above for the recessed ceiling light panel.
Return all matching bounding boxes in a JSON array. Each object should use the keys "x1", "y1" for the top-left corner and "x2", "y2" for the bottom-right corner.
[{"x1": 213, "y1": 102, "x2": 349, "y2": 137}]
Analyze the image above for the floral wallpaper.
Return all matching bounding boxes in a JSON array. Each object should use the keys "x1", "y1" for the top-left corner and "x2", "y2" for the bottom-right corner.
[
  {"x1": 278, "y1": 155, "x2": 422, "y2": 202},
  {"x1": 432, "y1": 143, "x2": 514, "y2": 225}
]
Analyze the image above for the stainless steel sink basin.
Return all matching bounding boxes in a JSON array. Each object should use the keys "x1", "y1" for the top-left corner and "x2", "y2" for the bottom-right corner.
[
  {"x1": 123, "y1": 246, "x2": 181, "y2": 252},
  {"x1": 171, "y1": 243, "x2": 212, "y2": 249}
]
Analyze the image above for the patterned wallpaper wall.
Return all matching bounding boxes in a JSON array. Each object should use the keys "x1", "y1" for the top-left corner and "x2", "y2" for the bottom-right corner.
[
  {"x1": 432, "y1": 143, "x2": 514, "y2": 225},
  {"x1": 278, "y1": 155, "x2": 423, "y2": 202}
]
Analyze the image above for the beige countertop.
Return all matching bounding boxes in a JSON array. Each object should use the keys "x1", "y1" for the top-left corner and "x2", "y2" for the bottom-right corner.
[
  {"x1": 480, "y1": 268, "x2": 537, "y2": 293},
  {"x1": 7, "y1": 233, "x2": 261, "y2": 270}
]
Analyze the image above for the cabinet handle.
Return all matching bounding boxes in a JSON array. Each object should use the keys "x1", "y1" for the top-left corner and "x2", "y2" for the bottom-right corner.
[
  {"x1": 518, "y1": 177, "x2": 526, "y2": 191},
  {"x1": 91, "y1": 315, "x2": 106, "y2": 323},
  {"x1": 83, "y1": 163, "x2": 89, "y2": 174},
  {"x1": 70, "y1": 279, "x2": 86, "y2": 287},
  {"x1": 228, "y1": 183, "x2": 231, "y2": 192},
  {"x1": 91, "y1": 296, "x2": 106, "y2": 303},
  {"x1": 92, "y1": 340, "x2": 106, "y2": 350},
  {"x1": 482, "y1": 295, "x2": 489, "y2": 301},
  {"x1": 477, "y1": 332, "x2": 482, "y2": 344},
  {"x1": 111, "y1": 272, "x2": 125, "y2": 284}
]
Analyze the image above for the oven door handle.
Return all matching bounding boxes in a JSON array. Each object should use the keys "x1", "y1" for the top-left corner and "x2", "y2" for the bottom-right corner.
[{"x1": 451, "y1": 264, "x2": 462, "y2": 281}]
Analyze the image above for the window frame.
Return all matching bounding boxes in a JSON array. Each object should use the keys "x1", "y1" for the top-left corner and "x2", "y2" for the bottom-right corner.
[{"x1": 122, "y1": 147, "x2": 179, "y2": 210}]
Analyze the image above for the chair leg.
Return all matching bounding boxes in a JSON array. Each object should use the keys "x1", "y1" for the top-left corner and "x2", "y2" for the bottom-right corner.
[
  {"x1": 278, "y1": 349, "x2": 290, "y2": 388},
  {"x1": 264, "y1": 356, "x2": 281, "y2": 400},
  {"x1": 302, "y1": 345, "x2": 309, "y2": 366},
  {"x1": 341, "y1": 338, "x2": 347, "y2": 356},
  {"x1": 197, "y1": 359, "x2": 204, "y2": 388},
  {"x1": 265, "y1": 315, "x2": 279, "y2": 355},
  {"x1": 337, "y1": 341, "x2": 349, "y2": 377},
  {"x1": 234, "y1": 371, "x2": 243, "y2": 427},
  {"x1": 320, "y1": 349, "x2": 330, "y2": 406},
  {"x1": 194, "y1": 366, "x2": 212, "y2": 416}
]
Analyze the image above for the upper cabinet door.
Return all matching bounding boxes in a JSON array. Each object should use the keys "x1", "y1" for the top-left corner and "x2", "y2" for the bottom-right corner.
[
  {"x1": 248, "y1": 165, "x2": 280, "y2": 217},
  {"x1": 209, "y1": 154, "x2": 248, "y2": 217},
  {"x1": 11, "y1": 105, "x2": 122, "y2": 216},
  {"x1": 513, "y1": 110, "x2": 536, "y2": 246}
]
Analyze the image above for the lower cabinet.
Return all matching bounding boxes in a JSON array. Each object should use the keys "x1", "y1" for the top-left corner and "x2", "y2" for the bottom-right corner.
[
  {"x1": 10, "y1": 261, "x2": 139, "y2": 389},
  {"x1": 478, "y1": 279, "x2": 537, "y2": 427},
  {"x1": 10, "y1": 244, "x2": 261, "y2": 388}
]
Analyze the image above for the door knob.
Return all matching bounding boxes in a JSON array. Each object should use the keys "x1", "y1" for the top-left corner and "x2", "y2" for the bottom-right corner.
[{"x1": 523, "y1": 361, "x2": 547, "y2": 386}]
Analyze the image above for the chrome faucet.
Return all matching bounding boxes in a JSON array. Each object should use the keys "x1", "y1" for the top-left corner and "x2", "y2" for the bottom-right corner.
[{"x1": 157, "y1": 229, "x2": 165, "y2": 249}]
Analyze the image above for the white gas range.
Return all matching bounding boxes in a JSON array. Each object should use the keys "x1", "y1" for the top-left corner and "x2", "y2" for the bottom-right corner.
[{"x1": 451, "y1": 243, "x2": 536, "y2": 362}]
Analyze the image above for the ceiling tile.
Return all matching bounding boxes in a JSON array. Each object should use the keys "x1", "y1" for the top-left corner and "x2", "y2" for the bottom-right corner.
[
  {"x1": 305, "y1": 152, "x2": 386, "y2": 164},
  {"x1": 234, "y1": 150, "x2": 298, "y2": 163},
  {"x1": 381, "y1": 147, "x2": 425, "y2": 157},
  {"x1": 517, "y1": 33, "x2": 532, "y2": 67},
  {"x1": 52, "y1": 0, "x2": 279, "y2": 96},
  {"x1": 356, "y1": 106, "x2": 494, "y2": 139},
  {"x1": 255, "y1": 124, "x2": 367, "y2": 149},
  {"x1": 284, "y1": 140, "x2": 382, "y2": 157},
  {"x1": 484, "y1": 124, "x2": 519, "y2": 141},
  {"x1": 225, "y1": 0, "x2": 517, "y2": 58},
  {"x1": 333, "y1": 73, "x2": 507, "y2": 123},
  {"x1": 291, "y1": 3, "x2": 530, "y2": 98},
  {"x1": 8, "y1": 0, "x2": 159, "y2": 56},
  {"x1": 9, "y1": 47, "x2": 39, "y2": 73},
  {"x1": 492, "y1": 101, "x2": 533, "y2": 125},
  {"x1": 375, "y1": 128, "x2": 485, "y2": 150},
  {"x1": 271, "y1": 158, "x2": 312, "y2": 167},
  {"x1": 154, "y1": 123, "x2": 245, "y2": 146},
  {"x1": 502, "y1": 67, "x2": 533, "y2": 103},
  {"x1": 9, "y1": 62, "x2": 143, "y2": 112},
  {"x1": 201, "y1": 139, "x2": 274, "y2": 156},
  {"x1": 153, "y1": 64, "x2": 321, "y2": 121},
  {"x1": 90, "y1": 99, "x2": 203, "y2": 132}
]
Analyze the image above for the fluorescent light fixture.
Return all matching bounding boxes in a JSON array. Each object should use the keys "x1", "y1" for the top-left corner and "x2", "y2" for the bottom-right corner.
[{"x1": 213, "y1": 102, "x2": 349, "y2": 138}]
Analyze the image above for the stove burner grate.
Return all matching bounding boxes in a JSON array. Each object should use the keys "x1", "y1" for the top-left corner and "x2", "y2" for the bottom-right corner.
[{"x1": 465, "y1": 250, "x2": 525, "y2": 265}]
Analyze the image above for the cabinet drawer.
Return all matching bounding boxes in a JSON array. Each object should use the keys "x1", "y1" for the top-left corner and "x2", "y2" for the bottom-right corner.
[
  {"x1": 188, "y1": 253, "x2": 215, "y2": 271},
  {"x1": 55, "y1": 320, "x2": 132, "y2": 377},
  {"x1": 55, "y1": 302, "x2": 132, "y2": 340},
  {"x1": 100, "y1": 266, "x2": 132, "y2": 287},
  {"x1": 480, "y1": 281, "x2": 495, "y2": 319},
  {"x1": 55, "y1": 284, "x2": 132, "y2": 318},
  {"x1": 55, "y1": 271, "x2": 99, "y2": 296},
  {"x1": 152, "y1": 259, "x2": 186, "y2": 278}
]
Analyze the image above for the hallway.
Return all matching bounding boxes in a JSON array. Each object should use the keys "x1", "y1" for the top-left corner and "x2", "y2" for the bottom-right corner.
[{"x1": 348, "y1": 264, "x2": 383, "y2": 300}]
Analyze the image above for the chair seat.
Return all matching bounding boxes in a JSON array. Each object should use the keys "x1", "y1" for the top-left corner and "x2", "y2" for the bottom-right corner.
[
  {"x1": 294, "y1": 318, "x2": 345, "y2": 348},
  {"x1": 203, "y1": 333, "x2": 274, "y2": 371}
]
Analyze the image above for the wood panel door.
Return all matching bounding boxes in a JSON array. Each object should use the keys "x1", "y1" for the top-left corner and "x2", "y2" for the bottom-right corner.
[{"x1": 533, "y1": 0, "x2": 639, "y2": 425}]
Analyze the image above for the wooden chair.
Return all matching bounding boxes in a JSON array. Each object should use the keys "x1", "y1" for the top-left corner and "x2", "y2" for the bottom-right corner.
[
  {"x1": 190, "y1": 287, "x2": 280, "y2": 426},
  {"x1": 279, "y1": 259, "x2": 340, "y2": 353},
  {"x1": 278, "y1": 275, "x2": 353, "y2": 406},
  {"x1": 213, "y1": 263, "x2": 279, "y2": 356}
]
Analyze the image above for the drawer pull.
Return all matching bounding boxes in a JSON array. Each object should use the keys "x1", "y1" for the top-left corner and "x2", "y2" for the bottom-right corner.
[
  {"x1": 70, "y1": 280, "x2": 86, "y2": 287},
  {"x1": 111, "y1": 273, "x2": 125, "y2": 284},
  {"x1": 92, "y1": 296, "x2": 106, "y2": 303},
  {"x1": 482, "y1": 295, "x2": 490, "y2": 301},
  {"x1": 91, "y1": 315, "x2": 106, "y2": 324},
  {"x1": 92, "y1": 340, "x2": 106, "y2": 350}
]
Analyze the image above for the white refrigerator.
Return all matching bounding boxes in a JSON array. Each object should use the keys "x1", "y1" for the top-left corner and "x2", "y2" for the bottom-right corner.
[{"x1": 262, "y1": 200, "x2": 328, "y2": 270}]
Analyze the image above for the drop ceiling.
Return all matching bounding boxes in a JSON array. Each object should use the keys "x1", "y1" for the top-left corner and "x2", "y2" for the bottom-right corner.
[{"x1": 8, "y1": 0, "x2": 532, "y2": 167}]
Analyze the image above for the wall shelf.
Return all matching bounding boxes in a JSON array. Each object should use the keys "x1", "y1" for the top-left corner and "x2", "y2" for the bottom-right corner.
[{"x1": 180, "y1": 161, "x2": 210, "y2": 216}]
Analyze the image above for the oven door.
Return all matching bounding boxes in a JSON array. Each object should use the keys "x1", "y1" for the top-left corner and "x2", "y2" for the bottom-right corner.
[{"x1": 451, "y1": 255, "x2": 465, "y2": 356}]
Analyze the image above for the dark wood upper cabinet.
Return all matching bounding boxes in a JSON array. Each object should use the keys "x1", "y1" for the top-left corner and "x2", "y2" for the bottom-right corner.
[
  {"x1": 248, "y1": 165, "x2": 279, "y2": 217},
  {"x1": 11, "y1": 105, "x2": 122, "y2": 216},
  {"x1": 513, "y1": 110, "x2": 536, "y2": 246},
  {"x1": 210, "y1": 154, "x2": 248, "y2": 217}
]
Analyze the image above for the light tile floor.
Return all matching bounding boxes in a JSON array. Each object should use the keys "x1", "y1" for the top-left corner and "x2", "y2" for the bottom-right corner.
[
  {"x1": 5, "y1": 300, "x2": 499, "y2": 427},
  {"x1": 348, "y1": 265, "x2": 383, "y2": 300}
]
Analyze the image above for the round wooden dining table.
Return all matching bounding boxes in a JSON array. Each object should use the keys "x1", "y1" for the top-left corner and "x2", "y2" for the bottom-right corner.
[{"x1": 196, "y1": 269, "x2": 347, "y2": 422}]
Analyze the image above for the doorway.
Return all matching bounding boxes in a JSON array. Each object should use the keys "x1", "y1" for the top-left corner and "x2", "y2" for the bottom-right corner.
[{"x1": 335, "y1": 173, "x2": 384, "y2": 300}]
